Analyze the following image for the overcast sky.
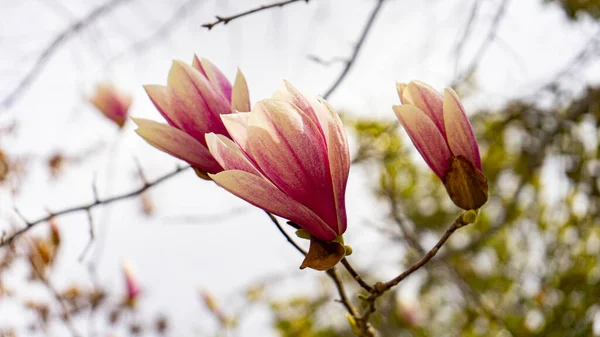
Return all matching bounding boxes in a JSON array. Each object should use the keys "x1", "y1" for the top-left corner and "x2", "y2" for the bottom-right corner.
[{"x1": 1, "y1": 0, "x2": 599, "y2": 335}]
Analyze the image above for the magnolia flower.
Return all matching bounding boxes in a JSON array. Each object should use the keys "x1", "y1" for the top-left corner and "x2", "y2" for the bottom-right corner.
[
  {"x1": 89, "y1": 83, "x2": 132, "y2": 128},
  {"x1": 134, "y1": 56, "x2": 250, "y2": 178},
  {"x1": 123, "y1": 261, "x2": 141, "y2": 304},
  {"x1": 393, "y1": 81, "x2": 488, "y2": 210},
  {"x1": 205, "y1": 81, "x2": 350, "y2": 242}
]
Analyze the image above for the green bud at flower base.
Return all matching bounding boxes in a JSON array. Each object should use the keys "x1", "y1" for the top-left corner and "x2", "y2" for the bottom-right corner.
[
  {"x1": 461, "y1": 209, "x2": 478, "y2": 224},
  {"x1": 295, "y1": 229, "x2": 311, "y2": 240},
  {"x1": 344, "y1": 245, "x2": 353, "y2": 256}
]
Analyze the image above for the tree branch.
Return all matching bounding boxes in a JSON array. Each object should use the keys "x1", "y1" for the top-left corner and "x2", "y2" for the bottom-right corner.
[
  {"x1": 264, "y1": 211, "x2": 307, "y2": 256},
  {"x1": 453, "y1": 0, "x2": 511, "y2": 86},
  {"x1": 3, "y1": 165, "x2": 190, "y2": 247},
  {"x1": 322, "y1": 0, "x2": 386, "y2": 100},
  {"x1": 357, "y1": 213, "x2": 470, "y2": 330},
  {"x1": 263, "y1": 212, "x2": 371, "y2": 334},
  {"x1": 201, "y1": 0, "x2": 310, "y2": 30},
  {"x1": 105, "y1": 0, "x2": 202, "y2": 66},
  {"x1": 340, "y1": 258, "x2": 374, "y2": 293},
  {"x1": 382, "y1": 213, "x2": 468, "y2": 290},
  {"x1": 1, "y1": 0, "x2": 133, "y2": 109}
]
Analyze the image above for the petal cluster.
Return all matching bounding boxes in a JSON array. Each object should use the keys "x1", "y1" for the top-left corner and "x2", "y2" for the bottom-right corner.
[
  {"x1": 205, "y1": 81, "x2": 350, "y2": 241},
  {"x1": 134, "y1": 56, "x2": 250, "y2": 176},
  {"x1": 393, "y1": 81, "x2": 487, "y2": 210},
  {"x1": 89, "y1": 83, "x2": 132, "y2": 128}
]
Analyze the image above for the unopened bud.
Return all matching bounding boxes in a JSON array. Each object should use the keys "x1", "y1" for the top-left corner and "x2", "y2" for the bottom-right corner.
[
  {"x1": 461, "y1": 209, "x2": 478, "y2": 224},
  {"x1": 344, "y1": 245, "x2": 353, "y2": 256},
  {"x1": 123, "y1": 261, "x2": 141, "y2": 306},
  {"x1": 88, "y1": 83, "x2": 132, "y2": 128}
]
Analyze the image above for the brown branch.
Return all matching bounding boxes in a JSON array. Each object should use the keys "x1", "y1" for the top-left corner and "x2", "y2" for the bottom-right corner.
[
  {"x1": 326, "y1": 268, "x2": 359, "y2": 316},
  {"x1": 382, "y1": 213, "x2": 468, "y2": 289},
  {"x1": 453, "y1": 0, "x2": 482, "y2": 78},
  {"x1": 263, "y1": 212, "x2": 370, "y2": 334},
  {"x1": 340, "y1": 258, "x2": 374, "y2": 293},
  {"x1": 1, "y1": 0, "x2": 133, "y2": 109},
  {"x1": 264, "y1": 211, "x2": 307, "y2": 256},
  {"x1": 357, "y1": 213, "x2": 470, "y2": 330},
  {"x1": 385, "y1": 187, "x2": 424, "y2": 253},
  {"x1": 322, "y1": 0, "x2": 386, "y2": 99},
  {"x1": 25, "y1": 238, "x2": 82, "y2": 337},
  {"x1": 202, "y1": 0, "x2": 310, "y2": 30},
  {"x1": 3, "y1": 165, "x2": 191, "y2": 247}
]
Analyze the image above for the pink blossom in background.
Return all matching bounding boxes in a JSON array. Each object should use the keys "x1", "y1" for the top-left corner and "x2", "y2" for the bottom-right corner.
[
  {"x1": 134, "y1": 56, "x2": 250, "y2": 178},
  {"x1": 123, "y1": 261, "x2": 141, "y2": 304},
  {"x1": 89, "y1": 83, "x2": 132, "y2": 128},
  {"x1": 205, "y1": 81, "x2": 350, "y2": 241}
]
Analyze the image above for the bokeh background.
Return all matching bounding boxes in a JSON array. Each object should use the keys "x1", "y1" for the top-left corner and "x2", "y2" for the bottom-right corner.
[{"x1": 1, "y1": 0, "x2": 600, "y2": 336}]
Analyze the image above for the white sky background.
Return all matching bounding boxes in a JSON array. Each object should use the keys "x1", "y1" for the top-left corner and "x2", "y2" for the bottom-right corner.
[{"x1": 0, "y1": 0, "x2": 599, "y2": 335}]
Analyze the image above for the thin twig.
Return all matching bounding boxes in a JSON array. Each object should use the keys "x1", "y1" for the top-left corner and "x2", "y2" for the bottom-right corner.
[
  {"x1": 322, "y1": 0, "x2": 385, "y2": 100},
  {"x1": 202, "y1": 0, "x2": 310, "y2": 30},
  {"x1": 78, "y1": 209, "x2": 96, "y2": 261},
  {"x1": 453, "y1": 0, "x2": 482, "y2": 78},
  {"x1": 358, "y1": 213, "x2": 469, "y2": 329},
  {"x1": 340, "y1": 258, "x2": 373, "y2": 293},
  {"x1": 1, "y1": 0, "x2": 132, "y2": 109},
  {"x1": 327, "y1": 268, "x2": 360, "y2": 317},
  {"x1": 262, "y1": 212, "x2": 369, "y2": 334},
  {"x1": 3, "y1": 165, "x2": 191, "y2": 247},
  {"x1": 104, "y1": 0, "x2": 202, "y2": 66},
  {"x1": 386, "y1": 187, "x2": 424, "y2": 253},
  {"x1": 453, "y1": 0, "x2": 511, "y2": 86},
  {"x1": 25, "y1": 237, "x2": 82, "y2": 337},
  {"x1": 264, "y1": 211, "x2": 307, "y2": 256},
  {"x1": 382, "y1": 213, "x2": 468, "y2": 289}
]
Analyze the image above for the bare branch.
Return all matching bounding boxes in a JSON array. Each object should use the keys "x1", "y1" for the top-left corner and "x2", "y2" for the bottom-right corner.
[
  {"x1": 25, "y1": 236, "x2": 83, "y2": 337},
  {"x1": 453, "y1": 0, "x2": 482, "y2": 78},
  {"x1": 1, "y1": 0, "x2": 133, "y2": 109},
  {"x1": 78, "y1": 209, "x2": 96, "y2": 261},
  {"x1": 453, "y1": 0, "x2": 511, "y2": 86},
  {"x1": 322, "y1": 0, "x2": 386, "y2": 99},
  {"x1": 3, "y1": 165, "x2": 191, "y2": 247},
  {"x1": 357, "y1": 213, "x2": 470, "y2": 330},
  {"x1": 265, "y1": 211, "x2": 307, "y2": 256},
  {"x1": 382, "y1": 213, "x2": 468, "y2": 290},
  {"x1": 340, "y1": 258, "x2": 374, "y2": 293},
  {"x1": 105, "y1": 0, "x2": 202, "y2": 66},
  {"x1": 202, "y1": 0, "x2": 310, "y2": 30},
  {"x1": 263, "y1": 212, "x2": 370, "y2": 334}
]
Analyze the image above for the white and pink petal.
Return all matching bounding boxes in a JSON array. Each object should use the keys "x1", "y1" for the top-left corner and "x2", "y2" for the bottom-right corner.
[
  {"x1": 221, "y1": 112, "x2": 250, "y2": 152},
  {"x1": 167, "y1": 61, "x2": 230, "y2": 136},
  {"x1": 393, "y1": 104, "x2": 453, "y2": 179},
  {"x1": 402, "y1": 81, "x2": 446, "y2": 138},
  {"x1": 198, "y1": 58, "x2": 233, "y2": 103},
  {"x1": 246, "y1": 99, "x2": 338, "y2": 232},
  {"x1": 443, "y1": 88, "x2": 482, "y2": 171},
  {"x1": 209, "y1": 170, "x2": 338, "y2": 241},
  {"x1": 133, "y1": 118, "x2": 221, "y2": 173},
  {"x1": 205, "y1": 133, "x2": 260, "y2": 175},
  {"x1": 231, "y1": 70, "x2": 250, "y2": 113}
]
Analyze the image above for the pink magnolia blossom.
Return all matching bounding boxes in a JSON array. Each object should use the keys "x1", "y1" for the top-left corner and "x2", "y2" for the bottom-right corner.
[
  {"x1": 89, "y1": 83, "x2": 132, "y2": 128},
  {"x1": 393, "y1": 81, "x2": 487, "y2": 210},
  {"x1": 205, "y1": 81, "x2": 350, "y2": 241},
  {"x1": 134, "y1": 56, "x2": 250, "y2": 177},
  {"x1": 122, "y1": 261, "x2": 141, "y2": 303}
]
